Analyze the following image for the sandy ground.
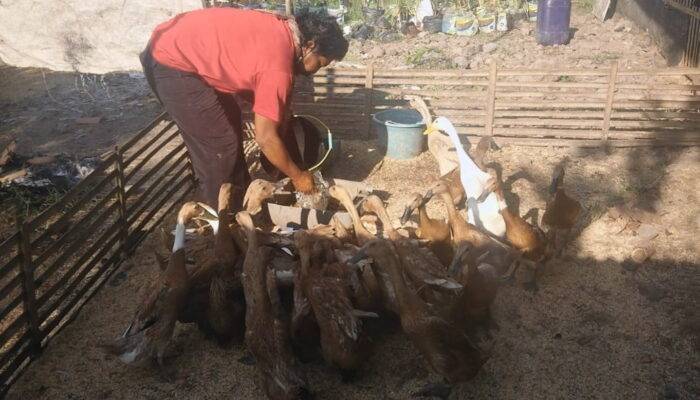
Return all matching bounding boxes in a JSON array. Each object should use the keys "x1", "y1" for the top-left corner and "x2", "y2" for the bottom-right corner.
[
  {"x1": 5, "y1": 140, "x2": 699, "y2": 400},
  {"x1": 1, "y1": 7, "x2": 699, "y2": 400}
]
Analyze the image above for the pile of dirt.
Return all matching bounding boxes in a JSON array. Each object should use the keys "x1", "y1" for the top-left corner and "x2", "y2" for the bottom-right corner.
[{"x1": 341, "y1": 10, "x2": 665, "y2": 70}]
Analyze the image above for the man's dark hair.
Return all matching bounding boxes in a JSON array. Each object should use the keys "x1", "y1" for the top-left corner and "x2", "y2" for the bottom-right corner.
[{"x1": 295, "y1": 9, "x2": 349, "y2": 61}]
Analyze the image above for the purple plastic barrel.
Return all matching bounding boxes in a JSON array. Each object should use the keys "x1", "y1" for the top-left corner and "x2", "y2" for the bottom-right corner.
[{"x1": 536, "y1": 0, "x2": 571, "y2": 46}]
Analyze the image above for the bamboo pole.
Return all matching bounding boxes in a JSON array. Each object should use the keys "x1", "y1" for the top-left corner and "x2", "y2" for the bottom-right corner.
[
  {"x1": 286, "y1": 0, "x2": 293, "y2": 16},
  {"x1": 602, "y1": 61, "x2": 620, "y2": 144},
  {"x1": 114, "y1": 146, "x2": 130, "y2": 256},
  {"x1": 486, "y1": 62, "x2": 498, "y2": 136},
  {"x1": 17, "y1": 216, "x2": 41, "y2": 358},
  {"x1": 0, "y1": 272, "x2": 21, "y2": 304},
  {"x1": 364, "y1": 63, "x2": 375, "y2": 138}
]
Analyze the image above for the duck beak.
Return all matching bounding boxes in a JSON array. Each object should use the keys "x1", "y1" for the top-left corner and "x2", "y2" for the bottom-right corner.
[
  {"x1": 423, "y1": 123, "x2": 438, "y2": 136},
  {"x1": 275, "y1": 177, "x2": 292, "y2": 191},
  {"x1": 193, "y1": 202, "x2": 220, "y2": 234},
  {"x1": 399, "y1": 205, "x2": 414, "y2": 225},
  {"x1": 448, "y1": 256, "x2": 463, "y2": 277}
]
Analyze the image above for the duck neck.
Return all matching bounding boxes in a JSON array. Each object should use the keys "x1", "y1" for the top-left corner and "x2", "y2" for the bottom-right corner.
[
  {"x1": 341, "y1": 196, "x2": 373, "y2": 244},
  {"x1": 378, "y1": 251, "x2": 414, "y2": 310},
  {"x1": 371, "y1": 202, "x2": 400, "y2": 241},
  {"x1": 417, "y1": 203, "x2": 433, "y2": 227},
  {"x1": 493, "y1": 188, "x2": 508, "y2": 212},
  {"x1": 440, "y1": 191, "x2": 460, "y2": 225}
]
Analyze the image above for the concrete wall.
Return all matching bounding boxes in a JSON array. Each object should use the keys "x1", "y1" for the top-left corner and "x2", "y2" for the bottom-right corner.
[
  {"x1": 0, "y1": 1, "x2": 202, "y2": 74},
  {"x1": 616, "y1": 0, "x2": 690, "y2": 65}
]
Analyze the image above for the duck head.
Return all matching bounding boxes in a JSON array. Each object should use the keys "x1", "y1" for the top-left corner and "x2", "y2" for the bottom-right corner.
[
  {"x1": 423, "y1": 116, "x2": 455, "y2": 137},
  {"x1": 400, "y1": 191, "x2": 432, "y2": 225},
  {"x1": 243, "y1": 178, "x2": 289, "y2": 215}
]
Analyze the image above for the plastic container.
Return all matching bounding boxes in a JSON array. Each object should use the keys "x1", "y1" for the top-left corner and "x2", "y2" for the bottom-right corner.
[
  {"x1": 372, "y1": 109, "x2": 426, "y2": 159},
  {"x1": 528, "y1": 0, "x2": 538, "y2": 21},
  {"x1": 536, "y1": 0, "x2": 571, "y2": 45}
]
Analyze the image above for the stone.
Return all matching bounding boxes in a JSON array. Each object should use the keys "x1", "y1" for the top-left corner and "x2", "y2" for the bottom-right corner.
[
  {"x1": 465, "y1": 43, "x2": 483, "y2": 55},
  {"x1": 368, "y1": 46, "x2": 385, "y2": 58},
  {"x1": 614, "y1": 21, "x2": 626, "y2": 32},
  {"x1": 454, "y1": 56, "x2": 470, "y2": 68},
  {"x1": 483, "y1": 42, "x2": 498, "y2": 53}
]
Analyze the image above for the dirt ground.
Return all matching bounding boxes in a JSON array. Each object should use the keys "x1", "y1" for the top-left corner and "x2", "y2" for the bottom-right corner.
[
  {"x1": 1, "y1": 7, "x2": 699, "y2": 400},
  {"x1": 5, "y1": 139, "x2": 700, "y2": 400},
  {"x1": 341, "y1": 10, "x2": 665, "y2": 71}
]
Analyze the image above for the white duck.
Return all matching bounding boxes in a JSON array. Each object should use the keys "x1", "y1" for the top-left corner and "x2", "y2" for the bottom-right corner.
[{"x1": 423, "y1": 117, "x2": 506, "y2": 238}]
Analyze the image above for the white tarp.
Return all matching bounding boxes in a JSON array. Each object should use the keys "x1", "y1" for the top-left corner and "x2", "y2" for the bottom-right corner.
[{"x1": 0, "y1": 1, "x2": 202, "y2": 74}]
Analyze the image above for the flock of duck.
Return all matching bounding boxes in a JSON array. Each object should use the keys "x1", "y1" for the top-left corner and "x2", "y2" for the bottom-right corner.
[{"x1": 102, "y1": 116, "x2": 582, "y2": 399}]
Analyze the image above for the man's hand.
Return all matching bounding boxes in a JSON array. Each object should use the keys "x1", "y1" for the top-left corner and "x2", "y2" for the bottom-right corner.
[{"x1": 291, "y1": 170, "x2": 315, "y2": 194}]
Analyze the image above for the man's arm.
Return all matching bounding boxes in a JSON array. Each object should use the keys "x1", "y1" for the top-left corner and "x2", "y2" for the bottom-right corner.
[{"x1": 254, "y1": 113, "x2": 315, "y2": 193}]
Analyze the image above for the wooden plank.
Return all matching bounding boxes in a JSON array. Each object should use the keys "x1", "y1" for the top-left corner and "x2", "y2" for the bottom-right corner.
[
  {"x1": 495, "y1": 101, "x2": 606, "y2": 109},
  {"x1": 0, "y1": 294, "x2": 22, "y2": 324},
  {"x1": 30, "y1": 170, "x2": 117, "y2": 251},
  {"x1": 17, "y1": 221, "x2": 41, "y2": 357},
  {"x1": 485, "y1": 63, "x2": 498, "y2": 136},
  {"x1": 0, "y1": 232, "x2": 18, "y2": 262},
  {"x1": 364, "y1": 63, "x2": 375, "y2": 138},
  {"x1": 126, "y1": 156, "x2": 190, "y2": 222},
  {"x1": 129, "y1": 174, "x2": 192, "y2": 235},
  {"x1": 0, "y1": 311, "x2": 27, "y2": 348},
  {"x1": 318, "y1": 67, "x2": 700, "y2": 78},
  {"x1": 32, "y1": 185, "x2": 119, "y2": 269},
  {"x1": 0, "y1": 338, "x2": 31, "y2": 390},
  {"x1": 27, "y1": 154, "x2": 116, "y2": 230},
  {"x1": 123, "y1": 121, "x2": 176, "y2": 166},
  {"x1": 125, "y1": 144, "x2": 187, "y2": 197},
  {"x1": 114, "y1": 147, "x2": 129, "y2": 261},
  {"x1": 664, "y1": 0, "x2": 700, "y2": 19},
  {"x1": 124, "y1": 128, "x2": 181, "y2": 182},
  {"x1": 34, "y1": 201, "x2": 119, "y2": 287},
  {"x1": 0, "y1": 332, "x2": 30, "y2": 369},
  {"x1": 118, "y1": 112, "x2": 168, "y2": 153},
  {"x1": 0, "y1": 272, "x2": 21, "y2": 303},
  {"x1": 125, "y1": 182, "x2": 194, "y2": 253},
  {"x1": 38, "y1": 227, "x2": 121, "y2": 320}
]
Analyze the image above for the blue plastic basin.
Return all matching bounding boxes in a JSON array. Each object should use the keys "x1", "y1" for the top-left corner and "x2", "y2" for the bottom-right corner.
[{"x1": 372, "y1": 109, "x2": 426, "y2": 159}]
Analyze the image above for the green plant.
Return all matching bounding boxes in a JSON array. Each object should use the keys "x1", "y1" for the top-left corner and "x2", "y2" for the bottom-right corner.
[
  {"x1": 590, "y1": 51, "x2": 620, "y2": 65},
  {"x1": 573, "y1": 0, "x2": 595, "y2": 12}
]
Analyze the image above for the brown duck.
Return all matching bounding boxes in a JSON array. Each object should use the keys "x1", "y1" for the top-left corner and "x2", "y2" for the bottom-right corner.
[
  {"x1": 351, "y1": 239, "x2": 488, "y2": 389},
  {"x1": 236, "y1": 211, "x2": 310, "y2": 400},
  {"x1": 295, "y1": 230, "x2": 371, "y2": 379},
  {"x1": 400, "y1": 192, "x2": 453, "y2": 267},
  {"x1": 542, "y1": 162, "x2": 581, "y2": 258},
  {"x1": 102, "y1": 202, "x2": 202, "y2": 374}
]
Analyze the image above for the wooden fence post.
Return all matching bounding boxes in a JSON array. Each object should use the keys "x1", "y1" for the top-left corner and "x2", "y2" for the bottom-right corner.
[
  {"x1": 602, "y1": 61, "x2": 619, "y2": 145},
  {"x1": 365, "y1": 63, "x2": 375, "y2": 139},
  {"x1": 485, "y1": 62, "x2": 498, "y2": 137},
  {"x1": 114, "y1": 146, "x2": 130, "y2": 256},
  {"x1": 17, "y1": 216, "x2": 42, "y2": 358}
]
